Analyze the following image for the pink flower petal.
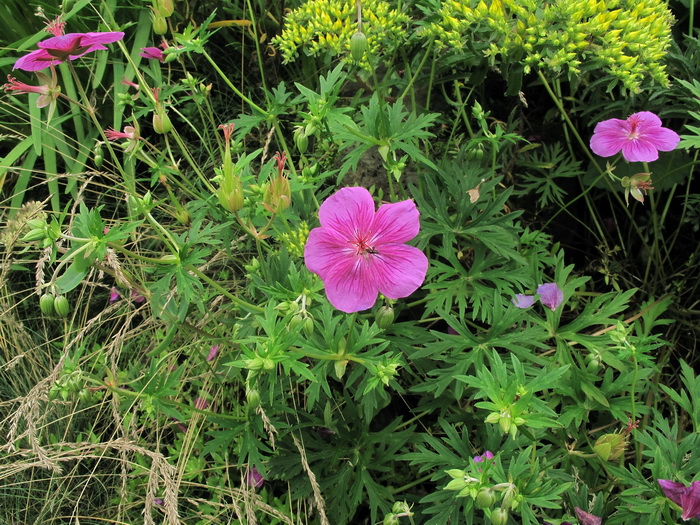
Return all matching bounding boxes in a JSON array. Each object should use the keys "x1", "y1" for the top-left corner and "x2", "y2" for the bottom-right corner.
[
  {"x1": 318, "y1": 187, "x2": 375, "y2": 239},
  {"x1": 370, "y1": 199, "x2": 421, "y2": 244},
  {"x1": 80, "y1": 31, "x2": 125, "y2": 46},
  {"x1": 647, "y1": 126, "x2": 681, "y2": 152},
  {"x1": 629, "y1": 111, "x2": 662, "y2": 127},
  {"x1": 13, "y1": 49, "x2": 59, "y2": 71},
  {"x1": 513, "y1": 294, "x2": 535, "y2": 308},
  {"x1": 369, "y1": 244, "x2": 428, "y2": 300},
  {"x1": 574, "y1": 507, "x2": 602, "y2": 525},
  {"x1": 36, "y1": 33, "x2": 83, "y2": 50},
  {"x1": 537, "y1": 283, "x2": 564, "y2": 310},
  {"x1": 323, "y1": 255, "x2": 380, "y2": 313},
  {"x1": 622, "y1": 139, "x2": 660, "y2": 162},
  {"x1": 681, "y1": 481, "x2": 700, "y2": 520},
  {"x1": 658, "y1": 479, "x2": 686, "y2": 507},
  {"x1": 304, "y1": 228, "x2": 352, "y2": 281}
]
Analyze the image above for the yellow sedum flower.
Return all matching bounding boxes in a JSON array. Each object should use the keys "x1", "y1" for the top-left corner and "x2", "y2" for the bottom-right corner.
[
  {"x1": 271, "y1": 0, "x2": 409, "y2": 70},
  {"x1": 425, "y1": 0, "x2": 675, "y2": 92}
]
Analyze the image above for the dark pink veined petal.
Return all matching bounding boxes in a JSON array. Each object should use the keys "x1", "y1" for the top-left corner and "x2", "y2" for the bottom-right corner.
[
  {"x1": 367, "y1": 244, "x2": 428, "y2": 301},
  {"x1": 80, "y1": 31, "x2": 125, "y2": 46},
  {"x1": 318, "y1": 186, "x2": 375, "y2": 240},
  {"x1": 629, "y1": 111, "x2": 662, "y2": 127},
  {"x1": 36, "y1": 33, "x2": 83, "y2": 51},
  {"x1": 537, "y1": 283, "x2": 564, "y2": 310},
  {"x1": 304, "y1": 227, "x2": 355, "y2": 282},
  {"x1": 658, "y1": 479, "x2": 687, "y2": 507},
  {"x1": 513, "y1": 294, "x2": 535, "y2": 308},
  {"x1": 590, "y1": 118, "x2": 629, "y2": 158},
  {"x1": 646, "y1": 126, "x2": 681, "y2": 152},
  {"x1": 681, "y1": 481, "x2": 700, "y2": 520},
  {"x1": 13, "y1": 49, "x2": 59, "y2": 71},
  {"x1": 621, "y1": 139, "x2": 659, "y2": 162},
  {"x1": 323, "y1": 255, "x2": 380, "y2": 313},
  {"x1": 369, "y1": 199, "x2": 420, "y2": 245}
]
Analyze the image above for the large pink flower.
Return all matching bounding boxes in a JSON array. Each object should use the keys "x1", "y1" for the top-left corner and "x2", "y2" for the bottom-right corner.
[
  {"x1": 590, "y1": 111, "x2": 679, "y2": 163},
  {"x1": 658, "y1": 479, "x2": 700, "y2": 521},
  {"x1": 14, "y1": 32, "x2": 125, "y2": 72},
  {"x1": 304, "y1": 187, "x2": 428, "y2": 313}
]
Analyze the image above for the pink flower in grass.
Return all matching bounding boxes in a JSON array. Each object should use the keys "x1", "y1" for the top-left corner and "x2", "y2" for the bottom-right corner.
[
  {"x1": 45, "y1": 16, "x2": 66, "y2": 37},
  {"x1": 574, "y1": 507, "x2": 602, "y2": 525},
  {"x1": 4, "y1": 69, "x2": 60, "y2": 108},
  {"x1": 304, "y1": 187, "x2": 428, "y2": 313},
  {"x1": 473, "y1": 451, "x2": 494, "y2": 463},
  {"x1": 207, "y1": 345, "x2": 219, "y2": 362},
  {"x1": 658, "y1": 479, "x2": 700, "y2": 521},
  {"x1": 246, "y1": 466, "x2": 264, "y2": 488},
  {"x1": 109, "y1": 287, "x2": 120, "y2": 304},
  {"x1": 590, "y1": 111, "x2": 680, "y2": 163},
  {"x1": 14, "y1": 31, "x2": 125, "y2": 72}
]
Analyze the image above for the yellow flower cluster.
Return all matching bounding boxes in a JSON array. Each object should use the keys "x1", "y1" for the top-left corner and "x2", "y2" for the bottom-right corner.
[
  {"x1": 280, "y1": 221, "x2": 310, "y2": 258},
  {"x1": 272, "y1": 0, "x2": 409, "y2": 69},
  {"x1": 427, "y1": 0, "x2": 675, "y2": 92}
]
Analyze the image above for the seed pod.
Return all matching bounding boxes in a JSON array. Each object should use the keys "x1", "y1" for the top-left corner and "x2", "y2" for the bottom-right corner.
[
  {"x1": 294, "y1": 128, "x2": 309, "y2": 154},
  {"x1": 153, "y1": 109, "x2": 173, "y2": 134},
  {"x1": 303, "y1": 317, "x2": 314, "y2": 337},
  {"x1": 490, "y1": 508, "x2": 509, "y2": 525},
  {"x1": 476, "y1": 488, "x2": 497, "y2": 509},
  {"x1": 40, "y1": 294, "x2": 55, "y2": 316},
  {"x1": 152, "y1": 13, "x2": 168, "y2": 35},
  {"x1": 350, "y1": 31, "x2": 368, "y2": 61},
  {"x1": 54, "y1": 295, "x2": 70, "y2": 317},
  {"x1": 93, "y1": 142, "x2": 104, "y2": 169}
]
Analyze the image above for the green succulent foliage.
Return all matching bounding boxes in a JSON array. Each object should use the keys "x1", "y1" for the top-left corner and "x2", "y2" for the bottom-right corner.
[{"x1": 425, "y1": 0, "x2": 675, "y2": 93}]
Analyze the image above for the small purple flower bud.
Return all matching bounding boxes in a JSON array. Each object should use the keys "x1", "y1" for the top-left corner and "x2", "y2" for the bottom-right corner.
[
  {"x1": 109, "y1": 287, "x2": 120, "y2": 304},
  {"x1": 246, "y1": 466, "x2": 264, "y2": 488},
  {"x1": 574, "y1": 507, "x2": 602, "y2": 525},
  {"x1": 207, "y1": 345, "x2": 219, "y2": 362}
]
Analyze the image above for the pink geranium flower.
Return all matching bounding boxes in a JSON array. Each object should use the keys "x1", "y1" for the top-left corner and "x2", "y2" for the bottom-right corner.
[
  {"x1": 14, "y1": 31, "x2": 125, "y2": 72},
  {"x1": 658, "y1": 479, "x2": 700, "y2": 521},
  {"x1": 304, "y1": 187, "x2": 428, "y2": 313},
  {"x1": 590, "y1": 111, "x2": 680, "y2": 163},
  {"x1": 574, "y1": 507, "x2": 602, "y2": 525},
  {"x1": 513, "y1": 283, "x2": 564, "y2": 311}
]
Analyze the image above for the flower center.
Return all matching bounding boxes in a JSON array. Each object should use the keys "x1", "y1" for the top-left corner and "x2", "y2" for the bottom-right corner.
[
  {"x1": 627, "y1": 116, "x2": 641, "y2": 140},
  {"x1": 352, "y1": 234, "x2": 378, "y2": 257}
]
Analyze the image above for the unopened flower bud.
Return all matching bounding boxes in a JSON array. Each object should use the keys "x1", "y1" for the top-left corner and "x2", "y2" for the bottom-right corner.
[
  {"x1": 490, "y1": 507, "x2": 509, "y2": 525},
  {"x1": 350, "y1": 31, "x2": 368, "y2": 61},
  {"x1": 154, "y1": 0, "x2": 174, "y2": 17},
  {"x1": 246, "y1": 387, "x2": 261, "y2": 408},
  {"x1": 476, "y1": 487, "x2": 497, "y2": 509},
  {"x1": 375, "y1": 305, "x2": 395, "y2": 329},
  {"x1": 153, "y1": 108, "x2": 172, "y2": 134},
  {"x1": 383, "y1": 514, "x2": 399, "y2": 525},
  {"x1": 501, "y1": 484, "x2": 518, "y2": 510},
  {"x1": 302, "y1": 316, "x2": 314, "y2": 337},
  {"x1": 151, "y1": 12, "x2": 168, "y2": 34}
]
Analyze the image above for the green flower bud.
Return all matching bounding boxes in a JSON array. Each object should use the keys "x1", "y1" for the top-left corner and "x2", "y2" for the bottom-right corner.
[
  {"x1": 262, "y1": 176, "x2": 291, "y2": 214},
  {"x1": 490, "y1": 508, "x2": 509, "y2": 525},
  {"x1": 22, "y1": 228, "x2": 47, "y2": 242},
  {"x1": 152, "y1": 109, "x2": 173, "y2": 134},
  {"x1": 375, "y1": 305, "x2": 395, "y2": 329},
  {"x1": 350, "y1": 31, "x2": 368, "y2": 61},
  {"x1": 294, "y1": 127, "x2": 309, "y2": 154},
  {"x1": 476, "y1": 487, "x2": 497, "y2": 509},
  {"x1": 383, "y1": 513, "x2": 399, "y2": 525},
  {"x1": 152, "y1": 13, "x2": 168, "y2": 35},
  {"x1": 40, "y1": 294, "x2": 55, "y2": 316},
  {"x1": 93, "y1": 142, "x2": 104, "y2": 169},
  {"x1": 54, "y1": 295, "x2": 70, "y2": 317},
  {"x1": 154, "y1": 0, "x2": 174, "y2": 17},
  {"x1": 217, "y1": 174, "x2": 244, "y2": 212},
  {"x1": 246, "y1": 387, "x2": 261, "y2": 408},
  {"x1": 302, "y1": 316, "x2": 314, "y2": 337}
]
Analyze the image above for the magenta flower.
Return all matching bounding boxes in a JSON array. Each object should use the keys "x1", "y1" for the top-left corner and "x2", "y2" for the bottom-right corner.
[
  {"x1": 14, "y1": 31, "x2": 125, "y2": 72},
  {"x1": 207, "y1": 345, "x2": 219, "y2": 362},
  {"x1": 658, "y1": 479, "x2": 700, "y2": 521},
  {"x1": 4, "y1": 70, "x2": 60, "y2": 108},
  {"x1": 45, "y1": 17, "x2": 66, "y2": 37},
  {"x1": 194, "y1": 397, "x2": 209, "y2": 410},
  {"x1": 473, "y1": 451, "x2": 494, "y2": 463},
  {"x1": 246, "y1": 466, "x2": 264, "y2": 488},
  {"x1": 590, "y1": 111, "x2": 680, "y2": 163},
  {"x1": 131, "y1": 290, "x2": 146, "y2": 303},
  {"x1": 109, "y1": 287, "x2": 120, "y2": 304},
  {"x1": 140, "y1": 46, "x2": 165, "y2": 62},
  {"x1": 304, "y1": 187, "x2": 428, "y2": 313}
]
